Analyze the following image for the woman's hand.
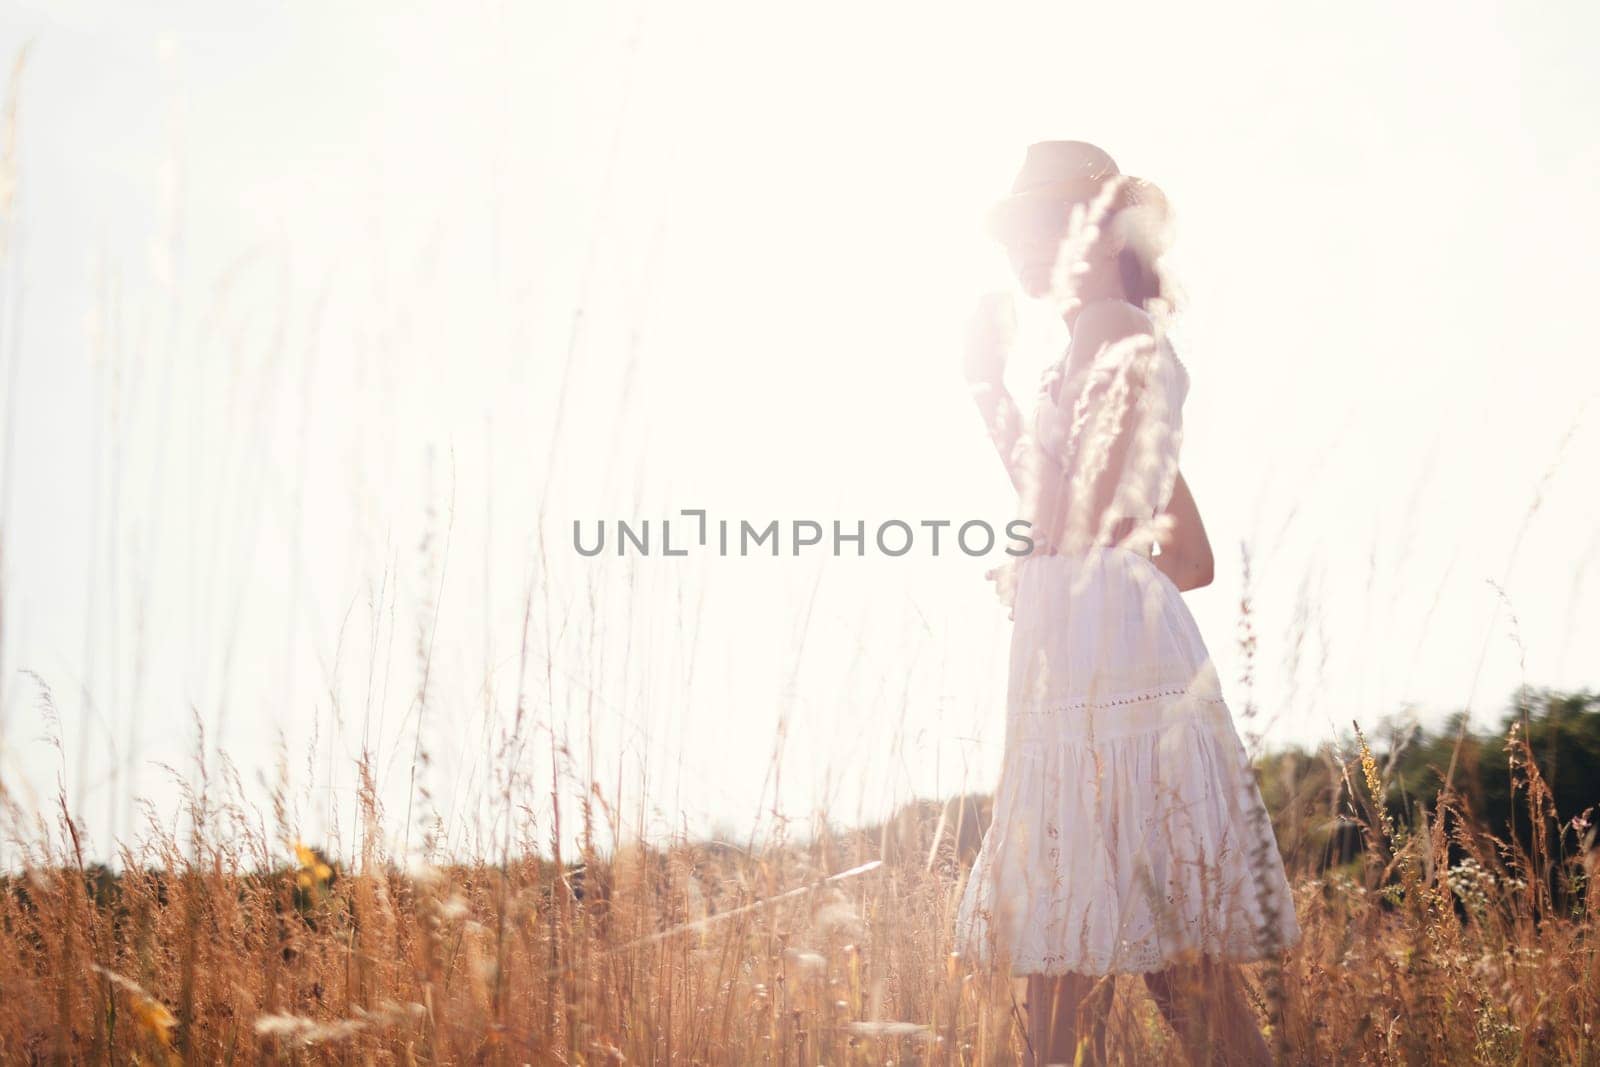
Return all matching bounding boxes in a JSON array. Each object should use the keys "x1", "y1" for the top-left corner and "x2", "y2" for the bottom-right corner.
[{"x1": 985, "y1": 558, "x2": 1021, "y2": 621}]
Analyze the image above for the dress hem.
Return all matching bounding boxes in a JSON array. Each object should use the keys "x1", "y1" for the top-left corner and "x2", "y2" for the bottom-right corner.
[
  {"x1": 958, "y1": 928, "x2": 1305, "y2": 978},
  {"x1": 1002, "y1": 942, "x2": 1300, "y2": 978}
]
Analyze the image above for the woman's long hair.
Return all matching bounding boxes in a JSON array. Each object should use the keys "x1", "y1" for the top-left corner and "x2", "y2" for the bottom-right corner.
[
  {"x1": 1079, "y1": 180, "x2": 1183, "y2": 322},
  {"x1": 1034, "y1": 179, "x2": 1186, "y2": 550}
]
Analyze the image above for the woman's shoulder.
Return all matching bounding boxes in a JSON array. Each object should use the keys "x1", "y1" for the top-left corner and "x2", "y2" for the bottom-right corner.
[
  {"x1": 1067, "y1": 299, "x2": 1161, "y2": 383},
  {"x1": 1070, "y1": 298, "x2": 1156, "y2": 345},
  {"x1": 1064, "y1": 299, "x2": 1188, "y2": 413}
]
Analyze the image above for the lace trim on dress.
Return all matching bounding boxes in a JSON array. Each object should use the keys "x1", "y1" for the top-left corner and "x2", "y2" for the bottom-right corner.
[
  {"x1": 1009, "y1": 680, "x2": 1233, "y2": 744},
  {"x1": 1020, "y1": 681, "x2": 1198, "y2": 712}
]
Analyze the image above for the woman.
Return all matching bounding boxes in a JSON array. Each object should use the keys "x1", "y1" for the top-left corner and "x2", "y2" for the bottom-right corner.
[{"x1": 956, "y1": 141, "x2": 1301, "y2": 1065}]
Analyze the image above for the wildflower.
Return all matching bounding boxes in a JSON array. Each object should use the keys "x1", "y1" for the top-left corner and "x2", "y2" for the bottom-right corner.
[
  {"x1": 130, "y1": 992, "x2": 178, "y2": 1048},
  {"x1": 293, "y1": 842, "x2": 333, "y2": 891},
  {"x1": 93, "y1": 966, "x2": 176, "y2": 1049}
]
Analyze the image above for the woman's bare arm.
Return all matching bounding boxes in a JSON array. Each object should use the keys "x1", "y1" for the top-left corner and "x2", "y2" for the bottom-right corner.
[
  {"x1": 966, "y1": 379, "x2": 1025, "y2": 492},
  {"x1": 963, "y1": 292, "x2": 1027, "y2": 492},
  {"x1": 1152, "y1": 469, "x2": 1214, "y2": 591}
]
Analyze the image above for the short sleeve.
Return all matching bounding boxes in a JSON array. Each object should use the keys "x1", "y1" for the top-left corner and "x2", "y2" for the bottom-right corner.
[
  {"x1": 1145, "y1": 337, "x2": 1188, "y2": 513},
  {"x1": 1026, "y1": 300, "x2": 1187, "y2": 523},
  {"x1": 1031, "y1": 302, "x2": 1164, "y2": 456},
  {"x1": 1164, "y1": 343, "x2": 1191, "y2": 425}
]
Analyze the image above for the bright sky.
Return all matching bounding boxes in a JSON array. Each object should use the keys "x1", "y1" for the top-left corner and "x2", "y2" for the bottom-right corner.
[{"x1": 1, "y1": 0, "x2": 1597, "y2": 864}]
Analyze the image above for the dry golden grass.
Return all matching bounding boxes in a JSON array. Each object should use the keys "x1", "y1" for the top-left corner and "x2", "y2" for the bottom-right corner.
[{"x1": 1, "y1": 711, "x2": 1596, "y2": 1065}]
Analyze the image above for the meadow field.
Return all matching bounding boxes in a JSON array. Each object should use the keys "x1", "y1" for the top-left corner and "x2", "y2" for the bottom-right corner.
[
  {"x1": 3, "y1": 12, "x2": 1600, "y2": 1066},
  {"x1": 1, "y1": 685, "x2": 1597, "y2": 1064}
]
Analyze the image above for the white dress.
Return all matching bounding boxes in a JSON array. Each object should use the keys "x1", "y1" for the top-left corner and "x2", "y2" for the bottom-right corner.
[{"x1": 953, "y1": 303, "x2": 1302, "y2": 975}]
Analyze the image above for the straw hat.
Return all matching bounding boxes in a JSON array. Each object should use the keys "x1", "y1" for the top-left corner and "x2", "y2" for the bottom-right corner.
[{"x1": 985, "y1": 140, "x2": 1172, "y2": 255}]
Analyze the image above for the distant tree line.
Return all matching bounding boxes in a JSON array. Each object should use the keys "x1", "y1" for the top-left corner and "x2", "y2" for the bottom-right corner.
[{"x1": 1254, "y1": 687, "x2": 1599, "y2": 911}]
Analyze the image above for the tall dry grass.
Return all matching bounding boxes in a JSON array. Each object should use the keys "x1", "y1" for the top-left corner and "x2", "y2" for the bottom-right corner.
[{"x1": 2, "y1": 688, "x2": 1599, "y2": 1063}]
